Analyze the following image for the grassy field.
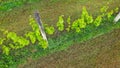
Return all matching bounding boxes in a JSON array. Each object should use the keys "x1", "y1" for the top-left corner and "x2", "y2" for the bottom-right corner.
[{"x1": 0, "y1": 0, "x2": 120, "y2": 68}]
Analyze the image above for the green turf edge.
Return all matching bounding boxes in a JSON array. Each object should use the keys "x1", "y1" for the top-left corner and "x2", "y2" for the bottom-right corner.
[{"x1": 0, "y1": 0, "x2": 41, "y2": 11}]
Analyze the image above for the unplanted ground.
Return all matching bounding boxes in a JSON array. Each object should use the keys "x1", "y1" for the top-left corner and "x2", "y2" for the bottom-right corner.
[{"x1": 19, "y1": 28, "x2": 120, "y2": 68}]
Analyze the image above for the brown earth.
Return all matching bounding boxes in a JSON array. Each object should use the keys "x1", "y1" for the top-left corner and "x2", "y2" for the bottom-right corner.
[{"x1": 19, "y1": 29, "x2": 120, "y2": 68}]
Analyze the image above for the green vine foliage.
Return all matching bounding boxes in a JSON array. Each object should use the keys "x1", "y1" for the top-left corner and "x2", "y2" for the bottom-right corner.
[
  {"x1": 71, "y1": 7, "x2": 90, "y2": 33},
  {"x1": 100, "y1": 6, "x2": 108, "y2": 17},
  {"x1": 86, "y1": 15, "x2": 93, "y2": 24},
  {"x1": 0, "y1": 38, "x2": 5, "y2": 45},
  {"x1": 2, "y1": 45, "x2": 10, "y2": 55},
  {"x1": 57, "y1": 15, "x2": 64, "y2": 31},
  {"x1": 94, "y1": 15, "x2": 102, "y2": 27},
  {"x1": 114, "y1": 7, "x2": 119, "y2": 13},
  {"x1": 44, "y1": 24, "x2": 55, "y2": 35},
  {"x1": 7, "y1": 32, "x2": 19, "y2": 43},
  {"x1": 71, "y1": 18, "x2": 86, "y2": 33},
  {"x1": 0, "y1": 30, "x2": 10, "y2": 55},
  {"x1": 6, "y1": 32, "x2": 29, "y2": 49},
  {"x1": 27, "y1": 16, "x2": 48, "y2": 49},
  {"x1": 38, "y1": 39, "x2": 48, "y2": 49},
  {"x1": 18, "y1": 37, "x2": 29, "y2": 47},
  {"x1": 78, "y1": 18, "x2": 86, "y2": 28},
  {"x1": 107, "y1": 10, "x2": 113, "y2": 20},
  {"x1": 81, "y1": 7, "x2": 89, "y2": 19},
  {"x1": 0, "y1": 38, "x2": 9, "y2": 55},
  {"x1": 27, "y1": 15, "x2": 38, "y2": 41},
  {"x1": 100, "y1": 6, "x2": 108, "y2": 13},
  {"x1": 29, "y1": 15, "x2": 39, "y2": 31},
  {"x1": 81, "y1": 7, "x2": 93, "y2": 24},
  {"x1": 72, "y1": 20, "x2": 81, "y2": 33},
  {"x1": 25, "y1": 32, "x2": 36, "y2": 44},
  {"x1": 66, "y1": 16, "x2": 71, "y2": 32}
]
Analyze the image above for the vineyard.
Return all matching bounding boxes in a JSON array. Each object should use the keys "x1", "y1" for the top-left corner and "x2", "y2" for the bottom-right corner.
[{"x1": 0, "y1": 0, "x2": 120, "y2": 68}]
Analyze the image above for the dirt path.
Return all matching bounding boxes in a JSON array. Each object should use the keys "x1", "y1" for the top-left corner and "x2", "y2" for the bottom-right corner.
[{"x1": 18, "y1": 28, "x2": 120, "y2": 68}]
